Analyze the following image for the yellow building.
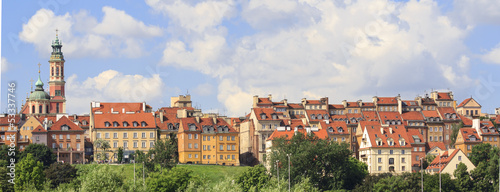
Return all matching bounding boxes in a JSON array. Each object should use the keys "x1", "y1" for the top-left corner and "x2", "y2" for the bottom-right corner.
[
  {"x1": 18, "y1": 116, "x2": 44, "y2": 150},
  {"x1": 178, "y1": 117, "x2": 201, "y2": 164},
  {"x1": 454, "y1": 128, "x2": 481, "y2": 157},
  {"x1": 457, "y1": 97, "x2": 482, "y2": 117},
  {"x1": 426, "y1": 149, "x2": 475, "y2": 179},
  {"x1": 90, "y1": 102, "x2": 156, "y2": 162}
]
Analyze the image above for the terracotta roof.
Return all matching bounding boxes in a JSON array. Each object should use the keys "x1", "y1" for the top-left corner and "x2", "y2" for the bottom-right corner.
[
  {"x1": 92, "y1": 102, "x2": 145, "y2": 113},
  {"x1": 68, "y1": 115, "x2": 90, "y2": 127},
  {"x1": 402, "y1": 100, "x2": 419, "y2": 106},
  {"x1": 180, "y1": 117, "x2": 200, "y2": 131},
  {"x1": 496, "y1": 115, "x2": 500, "y2": 124},
  {"x1": 32, "y1": 125, "x2": 47, "y2": 133},
  {"x1": 267, "y1": 126, "x2": 328, "y2": 141},
  {"x1": 459, "y1": 114, "x2": 472, "y2": 127},
  {"x1": 288, "y1": 103, "x2": 304, "y2": 109},
  {"x1": 50, "y1": 116, "x2": 84, "y2": 131},
  {"x1": 437, "y1": 92, "x2": 452, "y2": 100},
  {"x1": 0, "y1": 115, "x2": 21, "y2": 125},
  {"x1": 460, "y1": 128, "x2": 481, "y2": 142},
  {"x1": 330, "y1": 114, "x2": 348, "y2": 121},
  {"x1": 362, "y1": 124, "x2": 411, "y2": 148},
  {"x1": 322, "y1": 121, "x2": 349, "y2": 135},
  {"x1": 377, "y1": 97, "x2": 398, "y2": 105},
  {"x1": 253, "y1": 108, "x2": 280, "y2": 121},
  {"x1": 306, "y1": 100, "x2": 323, "y2": 105},
  {"x1": 282, "y1": 119, "x2": 308, "y2": 128},
  {"x1": 406, "y1": 129, "x2": 424, "y2": 144},
  {"x1": 329, "y1": 104, "x2": 344, "y2": 109},
  {"x1": 257, "y1": 98, "x2": 272, "y2": 104},
  {"x1": 426, "y1": 149, "x2": 461, "y2": 172},
  {"x1": 457, "y1": 98, "x2": 473, "y2": 108},
  {"x1": 361, "y1": 111, "x2": 379, "y2": 121},
  {"x1": 156, "y1": 107, "x2": 181, "y2": 130},
  {"x1": 401, "y1": 111, "x2": 424, "y2": 121},
  {"x1": 427, "y1": 142, "x2": 446, "y2": 151},
  {"x1": 358, "y1": 120, "x2": 382, "y2": 129},
  {"x1": 361, "y1": 102, "x2": 375, "y2": 107},
  {"x1": 199, "y1": 117, "x2": 238, "y2": 133},
  {"x1": 478, "y1": 120, "x2": 498, "y2": 135},
  {"x1": 437, "y1": 107, "x2": 459, "y2": 120},
  {"x1": 345, "y1": 102, "x2": 359, "y2": 107},
  {"x1": 379, "y1": 112, "x2": 403, "y2": 124},
  {"x1": 421, "y1": 97, "x2": 436, "y2": 105},
  {"x1": 94, "y1": 112, "x2": 156, "y2": 129},
  {"x1": 422, "y1": 111, "x2": 440, "y2": 118}
]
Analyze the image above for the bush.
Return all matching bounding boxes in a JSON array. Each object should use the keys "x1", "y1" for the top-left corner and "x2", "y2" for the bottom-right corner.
[{"x1": 80, "y1": 165, "x2": 125, "y2": 192}]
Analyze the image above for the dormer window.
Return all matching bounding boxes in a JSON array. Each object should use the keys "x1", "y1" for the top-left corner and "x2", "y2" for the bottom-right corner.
[
  {"x1": 338, "y1": 127, "x2": 344, "y2": 133},
  {"x1": 123, "y1": 122, "x2": 129, "y2": 127},
  {"x1": 376, "y1": 138, "x2": 383, "y2": 146},
  {"x1": 113, "y1": 122, "x2": 119, "y2": 127},
  {"x1": 61, "y1": 125, "x2": 69, "y2": 131},
  {"x1": 399, "y1": 138, "x2": 405, "y2": 146},
  {"x1": 445, "y1": 114, "x2": 450, "y2": 119},
  {"x1": 317, "y1": 114, "x2": 322, "y2": 119},
  {"x1": 328, "y1": 127, "x2": 334, "y2": 132},
  {"x1": 141, "y1": 121, "x2": 147, "y2": 127},
  {"x1": 452, "y1": 114, "x2": 457, "y2": 119},
  {"x1": 470, "y1": 135, "x2": 477, "y2": 141},
  {"x1": 323, "y1": 114, "x2": 328, "y2": 119},
  {"x1": 168, "y1": 123, "x2": 173, "y2": 130},
  {"x1": 175, "y1": 123, "x2": 179, "y2": 130},
  {"x1": 82, "y1": 120, "x2": 87, "y2": 125},
  {"x1": 105, "y1": 122, "x2": 110, "y2": 127},
  {"x1": 311, "y1": 114, "x2": 316, "y2": 120},
  {"x1": 387, "y1": 138, "x2": 394, "y2": 146},
  {"x1": 133, "y1": 121, "x2": 138, "y2": 127},
  {"x1": 272, "y1": 114, "x2": 278, "y2": 119},
  {"x1": 189, "y1": 124, "x2": 196, "y2": 131},
  {"x1": 260, "y1": 113, "x2": 266, "y2": 120}
]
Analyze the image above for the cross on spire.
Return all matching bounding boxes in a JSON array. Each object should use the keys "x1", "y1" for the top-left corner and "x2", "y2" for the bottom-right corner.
[
  {"x1": 38, "y1": 63, "x2": 41, "y2": 74},
  {"x1": 56, "y1": 28, "x2": 58, "y2": 37}
]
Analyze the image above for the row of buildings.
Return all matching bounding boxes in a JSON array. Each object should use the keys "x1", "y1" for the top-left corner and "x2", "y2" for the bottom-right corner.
[{"x1": 2, "y1": 33, "x2": 499, "y2": 176}]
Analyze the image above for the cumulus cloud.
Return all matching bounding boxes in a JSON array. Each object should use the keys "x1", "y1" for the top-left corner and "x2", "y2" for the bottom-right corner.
[
  {"x1": 451, "y1": 0, "x2": 500, "y2": 26},
  {"x1": 19, "y1": 7, "x2": 162, "y2": 58},
  {"x1": 481, "y1": 43, "x2": 500, "y2": 64},
  {"x1": 150, "y1": 0, "x2": 476, "y2": 116},
  {"x1": 65, "y1": 70, "x2": 164, "y2": 114}
]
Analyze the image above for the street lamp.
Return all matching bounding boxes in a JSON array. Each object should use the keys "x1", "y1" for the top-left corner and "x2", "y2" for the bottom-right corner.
[
  {"x1": 420, "y1": 157, "x2": 423, "y2": 192},
  {"x1": 276, "y1": 160, "x2": 279, "y2": 188},
  {"x1": 287, "y1": 154, "x2": 291, "y2": 192}
]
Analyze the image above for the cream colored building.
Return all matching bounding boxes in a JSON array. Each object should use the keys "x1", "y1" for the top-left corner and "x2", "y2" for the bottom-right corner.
[
  {"x1": 457, "y1": 97, "x2": 482, "y2": 117},
  {"x1": 426, "y1": 148, "x2": 475, "y2": 179}
]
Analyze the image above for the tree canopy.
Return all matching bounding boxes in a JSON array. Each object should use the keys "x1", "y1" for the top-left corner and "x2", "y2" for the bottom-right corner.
[
  {"x1": 19, "y1": 143, "x2": 57, "y2": 168},
  {"x1": 15, "y1": 153, "x2": 45, "y2": 191}
]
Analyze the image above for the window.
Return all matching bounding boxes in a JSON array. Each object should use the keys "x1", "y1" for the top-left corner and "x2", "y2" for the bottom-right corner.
[
  {"x1": 113, "y1": 122, "x2": 118, "y2": 127},
  {"x1": 114, "y1": 142, "x2": 118, "y2": 148},
  {"x1": 227, "y1": 145, "x2": 231, "y2": 150},
  {"x1": 458, "y1": 156, "x2": 462, "y2": 161},
  {"x1": 232, "y1": 145, "x2": 235, "y2": 150},
  {"x1": 188, "y1": 143, "x2": 192, "y2": 149},
  {"x1": 203, "y1": 136, "x2": 206, "y2": 141},
  {"x1": 402, "y1": 166, "x2": 405, "y2": 171},
  {"x1": 467, "y1": 145, "x2": 470, "y2": 150},
  {"x1": 113, "y1": 133, "x2": 118, "y2": 139},
  {"x1": 207, "y1": 136, "x2": 210, "y2": 141},
  {"x1": 227, "y1": 136, "x2": 230, "y2": 141},
  {"x1": 52, "y1": 143, "x2": 56, "y2": 148},
  {"x1": 390, "y1": 150, "x2": 393, "y2": 154},
  {"x1": 419, "y1": 147, "x2": 423, "y2": 151},
  {"x1": 416, "y1": 155, "x2": 419, "y2": 161},
  {"x1": 150, "y1": 132, "x2": 154, "y2": 138},
  {"x1": 142, "y1": 132, "x2": 146, "y2": 138},
  {"x1": 195, "y1": 134, "x2": 198, "y2": 139},
  {"x1": 141, "y1": 122, "x2": 146, "y2": 127},
  {"x1": 133, "y1": 122, "x2": 138, "y2": 127},
  {"x1": 389, "y1": 158, "x2": 394, "y2": 165},
  {"x1": 134, "y1": 141, "x2": 138, "y2": 148},
  {"x1": 124, "y1": 133, "x2": 128, "y2": 138},
  {"x1": 59, "y1": 143, "x2": 63, "y2": 149},
  {"x1": 232, "y1": 136, "x2": 235, "y2": 141},
  {"x1": 439, "y1": 127, "x2": 443, "y2": 132},
  {"x1": 60, "y1": 134, "x2": 63, "y2": 139},
  {"x1": 378, "y1": 158, "x2": 382, "y2": 163},
  {"x1": 134, "y1": 133, "x2": 138, "y2": 138},
  {"x1": 220, "y1": 155, "x2": 223, "y2": 160},
  {"x1": 150, "y1": 142, "x2": 154, "y2": 148},
  {"x1": 439, "y1": 136, "x2": 442, "y2": 141},
  {"x1": 194, "y1": 143, "x2": 198, "y2": 149},
  {"x1": 220, "y1": 145, "x2": 223, "y2": 150},
  {"x1": 446, "y1": 135, "x2": 449, "y2": 140},
  {"x1": 105, "y1": 133, "x2": 109, "y2": 139},
  {"x1": 219, "y1": 136, "x2": 223, "y2": 141},
  {"x1": 203, "y1": 155, "x2": 206, "y2": 159},
  {"x1": 232, "y1": 155, "x2": 235, "y2": 160},
  {"x1": 97, "y1": 133, "x2": 101, "y2": 139},
  {"x1": 52, "y1": 134, "x2": 56, "y2": 139},
  {"x1": 378, "y1": 150, "x2": 381, "y2": 154},
  {"x1": 207, "y1": 145, "x2": 210, "y2": 150},
  {"x1": 142, "y1": 141, "x2": 146, "y2": 148},
  {"x1": 208, "y1": 155, "x2": 211, "y2": 159},
  {"x1": 378, "y1": 166, "x2": 382, "y2": 171},
  {"x1": 227, "y1": 155, "x2": 231, "y2": 160},
  {"x1": 123, "y1": 122, "x2": 128, "y2": 127},
  {"x1": 124, "y1": 141, "x2": 128, "y2": 148},
  {"x1": 402, "y1": 150, "x2": 405, "y2": 155},
  {"x1": 77, "y1": 143, "x2": 80, "y2": 150},
  {"x1": 203, "y1": 145, "x2": 206, "y2": 150},
  {"x1": 430, "y1": 136, "x2": 433, "y2": 141},
  {"x1": 402, "y1": 158, "x2": 406, "y2": 163},
  {"x1": 105, "y1": 122, "x2": 110, "y2": 127},
  {"x1": 195, "y1": 154, "x2": 198, "y2": 158},
  {"x1": 189, "y1": 154, "x2": 192, "y2": 158}
]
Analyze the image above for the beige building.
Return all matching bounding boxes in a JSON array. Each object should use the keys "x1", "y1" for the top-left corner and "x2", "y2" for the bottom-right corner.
[
  {"x1": 457, "y1": 97, "x2": 482, "y2": 117},
  {"x1": 426, "y1": 148, "x2": 475, "y2": 178}
]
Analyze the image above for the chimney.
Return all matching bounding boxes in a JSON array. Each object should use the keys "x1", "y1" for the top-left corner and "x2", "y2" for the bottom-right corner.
[
  {"x1": 73, "y1": 114, "x2": 77, "y2": 120},
  {"x1": 389, "y1": 127, "x2": 393, "y2": 134},
  {"x1": 306, "y1": 127, "x2": 311, "y2": 134},
  {"x1": 111, "y1": 107, "x2": 114, "y2": 113},
  {"x1": 372, "y1": 96, "x2": 378, "y2": 106},
  {"x1": 253, "y1": 95, "x2": 259, "y2": 108},
  {"x1": 342, "y1": 100, "x2": 347, "y2": 108},
  {"x1": 160, "y1": 111, "x2": 164, "y2": 123},
  {"x1": 380, "y1": 127, "x2": 384, "y2": 134},
  {"x1": 268, "y1": 94, "x2": 272, "y2": 101},
  {"x1": 122, "y1": 108, "x2": 125, "y2": 113},
  {"x1": 196, "y1": 116, "x2": 200, "y2": 123},
  {"x1": 294, "y1": 127, "x2": 298, "y2": 135},
  {"x1": 142, "y1": 102, "x2": 146, "y2": 112},
  {"x1": 283, "y1": 99, "x2": 288, "y2": 106},
  {"x1": 213, "y1": 117, "x2": 217, "y2": 124}
]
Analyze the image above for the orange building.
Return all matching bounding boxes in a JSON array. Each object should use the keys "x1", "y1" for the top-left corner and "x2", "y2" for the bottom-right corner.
[{"x1": 48, "y1": 116, "x2": 85, "y2": 164}]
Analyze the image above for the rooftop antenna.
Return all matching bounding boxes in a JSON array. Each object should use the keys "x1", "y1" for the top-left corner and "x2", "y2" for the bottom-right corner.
[{"x1": 186, "y1": 89, "x2": 189, "y2": 95}]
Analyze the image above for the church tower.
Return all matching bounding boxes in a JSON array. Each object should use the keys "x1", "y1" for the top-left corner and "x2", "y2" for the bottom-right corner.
[{"x1": 48, "y1": 31, "x2": 66, "y2": 114}]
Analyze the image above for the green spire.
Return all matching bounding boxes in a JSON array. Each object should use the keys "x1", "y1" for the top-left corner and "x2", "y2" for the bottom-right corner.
[{"x1": 35, "y1": 63, "x2": 43, "y2": 91}]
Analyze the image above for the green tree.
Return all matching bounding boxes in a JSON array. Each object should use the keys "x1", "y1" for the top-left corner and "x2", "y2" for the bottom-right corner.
[
  {"x1": 19, "y1": 143, "x2": 57, "y2": 168},
  {"x1": 146, "y1": 167, "x2": 197, "y2": 192},
  {"x1": 470, "y1": 143, "x2": 493, "y2": 166},
  {"x1": 0, "y1": 145, "x2": 19, "y2": 165},
  {"x1": 15, "y1": 153, "x2": 45, "y2": 191},
  {"x1": 44, "y1": 162, "x2": 78, "y2": 188},
  {"x1": 423, "y1": 154, "x2": 436, "y2": 169},
  {"x1": 454, "y1": 162, "x2": 472, "y2": 191},
  {"x1": 235, "y1": 165, "x2": 270, "y2": 192},
  {"x1": 268, "y1": 133, "x2": 364, "y2": 190},
  {"x1": 352, "y1": 173, "x2": 392, "y2": 192},
  {"x1": 450, "y1": 122, "x2": 463, "y2": 147},
  {"x1": 373, "y1": 173, "x2": 420, "y2": 192},
  {"x1": 80, "y1": 165, "x2": 125, "y2": 192},
  {"x1": 471, "y1": 161, "x2": 494, "y2": 191},
  {"x1": 94, "y1": 139, "x2": 111, "y2": 161},
  {"x1": 150, "y1": 133, "x2": 178, "y2": 171},
  {"x1": 117, "y1": 147, "x2": 123, "y2": 163},
  {"x1": 0, "y1": 160, "x2": 14, "y2": 192}
]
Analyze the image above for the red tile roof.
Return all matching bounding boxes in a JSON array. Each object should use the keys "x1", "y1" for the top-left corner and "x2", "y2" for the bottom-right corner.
[
  {"x1": 460, "y1": 128, "x2": 481, "y2": 142},
  {"x1": 50, "y1": 116, "x2": 84, "y2": 131},
  {"x1": 379, "y1": 112, "x2": 403, "y2": 123},
  {"x1": 180, "y1": 117, "x2": 200, "y2": 131},
  {"x1": 362, "y1": 124, "x2": 411, "y2": 148},
  {"x1": 401, "y1": 111, "x2": 424, "y2": 121},
  {"x1": 377, "y1": 97, "x2": 398, "y2": 105},
  {"x1": 422, "y1": 111, "x2": 440, "y2": 118},
  {"x1": 156, "y1": 107, "x2": 181, "y2": 130},
  {"x1": 94, "y1": 112, "x2": 156, "y2": 129},
  {"x1": 426, "y1": 149, "x2": 461, "y2": 172},
  {"x1": 427, "y1": 142, "x2": 446, "y2": 151},
  {"x1": 457, "y1": 98, "x2": 473, "y2": 108},
  {"x1": 253, "y1": 108, "x2": 281, "y2": 121},
  {"x1": 329, "y1": 104, "x2": 344, "y2": 109},
  {"x1": 406, "y1": 129, "x2": 424, "y2": 144},
  {"x1": 402, "y1": 100, "x2": 419, "y2": 106},
  {"x1": 306, "y1": 100, "x2": 322, "y2": 105},
  {"x1": 361, "y1": 102, "x2": 375, "y2": 107},
  {"x1": 437, "y1": 92, "x2": 452, "y2": 100},
  {"x1": 282, "y1": 119, "x2": 309, "y2": 128},
  {"x1": 32, "y1": 125, "x2": 47, "y2": 133},
  {"x1": 459, "y1": 114, "x2": 472, "y2": 127},
  {"x1": 496, "y1": 115, "x2": 500, "y2": 124},
  {"x1": 0, "y1": 115, "x2": 21, "y2": 125},
  {"x1": 288, "y1": 103, "x2": 304, "y2": 109},
  {"x1": 322, "y1": 121, "x2": 349, "y2": 135},
  {"x1": 345, "y1": 102, "x2": 359, "y2": 107},
  {"x1": 330, "y1": 114, "x2": 348, "y2": 121},
  {"x1": 257, "y1": 98, "x2": 272, "y2": 104},
  {"x1": 361, "y1": 111, "x2": 379, "y2": 121},
  {"x1": 267, "y1": 126, "x2": 328, "y2": 141},
  {"x1": 199, "y1": 117, "x2": 238, "y2": 133}
]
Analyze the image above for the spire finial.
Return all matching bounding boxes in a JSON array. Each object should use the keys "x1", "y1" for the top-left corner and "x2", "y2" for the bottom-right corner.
[
  {"x1": 38, "y1": 63, "x2": 41, "y2": 74},
  {"x1": 56, "y1": 29, "x2": 59, "y2": 37},
  {"x1": 29, "y1": 78, "x2": 34, "y2": 92}
]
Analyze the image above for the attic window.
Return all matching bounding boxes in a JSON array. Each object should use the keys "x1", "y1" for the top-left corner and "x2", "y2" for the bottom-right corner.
[
  {"x1": 317, "y1": 114, "x2": 322, "y2": 119},
  {"x1": 272, "y1": 114, "x2": 278, "y2": 119},
  {"x1": 82, "y1": 120, "x2": 87, "y2": 125},
  {"x1": 133, "y1": 121, "x2": 138, "y2": 127},
  {"x1": 311, "y1": 114, "x2": 316, "y2": 120},
  {"x1": 387, "y1": 138, "x2": 394, "y2": 146},
  {"x1": 323, "y1": 114, "x2": 328, "y2": 119},
  {"x1": 141, "y1": 121, "x2": 147, "y2": 127},
  {"x1": 113, "y1": 122, "x2": 119, "y2": 127},
  {"x1": 105, "y1": 122, "x2": 110, "y2": 127},
  {"x1": 338, "y1": 127, "x2": 344, "y2": 133},
  {"x1": 470, "y1": 135, "x2": 476, "y2": 141},
  {"x1": 123, "y1": 121, "x2": 129, "y2": 127},
  {"x1": 376, "y1": 138, "x2": 383, "y2": 146},
  {"x1": 328, "y1": 127, "x2": 333, "y2": 132},
  {"x1": 61, "y1": 125, "x2": 69, "y2": 131},
  {"x1": 168, "y1": 123, "x2": 173, "y2": 130},
  {"x1": 399, "y1": 138, "x2": 405, "y2": 146},
  {"x1": 261, "y1": 113, "x2": 266, "y2": 120},
  {"x1": 189, "y1": 124, "x2": 196, "y2": 131}
]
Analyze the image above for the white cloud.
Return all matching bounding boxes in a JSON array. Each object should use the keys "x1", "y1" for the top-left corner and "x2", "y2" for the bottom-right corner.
[
  {"x1": 452, "y1": 0, "x2": 500, "y2": 26},
  {"x1": 65, "y1": 70, "x2": 164, "y2": 114},
  {"x1": 19, "y1": 7, "x2": 162, "y2": 58},
  {"x1": 151, "y1": 0, "x2": 476, "y2": 116},
  {"x1": 193, "y1": 83, "x2": 214, "y2": 96},
  {"x1": 1, "y1": 57, "x2": 10, "y2": 74},
  {"x1": 481, "y1": 43, "x2": 500, "y2": 64}
]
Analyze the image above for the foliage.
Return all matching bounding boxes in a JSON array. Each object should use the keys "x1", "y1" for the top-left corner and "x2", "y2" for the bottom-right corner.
[
  {"x1": 0, "y1": 160, "x2": 14, "y2": 192},
  {"x1": 352, "y1": 173, "x2": 392, "y2": 192},
  {"x1": 150, "y1": 133, "x2": 178, "y2": 170},
  {"x1": 470, "y1": 143, "x2": 494, "y2": 166},
  {"x1": 117, "y1": 147, "x2": 123, "y2": 163},
  {"x1": 94, "y1": 139, "x2": 111, "y2": 161},
  {"x1": 268, "y1": 133, "x2": 365, "y2": 190},
  {"x1": 423, "y1": 154, "x2": 436, "y2": 169},
  {"x1": 454, "y1": 162, "x2": 472, "y2": 191},
  {"x1": 450, "y1": 122, "x2": 463, "y2": 147},
  {"x1": 14, "y1": 153, "x2": 46, "y2": 191},
  {"x1": 0, "y1": 145, "x2": 19, "y2": 165},
  {"x1": 422, "y1": 173, "x2": 457, "y2": 192},
  {"x1": 134, "y1": 150, "x2": 155, "y2": 178},
  {"x1": 373, "y1": 173, "x2": 421, "y2": 192},
  {"x1": 146, "y1": 167, "x2": 198, "y2": 192},
  {"x1": 19, "y1": 143, "x2": 57, "y2": 168},
  {"x1": 79, "y1": 165, "x2": 125, "y2": 192},
  {"x1": 44, "y1": 162, "x2": 78, "y2": 188},
  {"x1": 235, "y1": 164, "x2": 270, "y2": 191}
]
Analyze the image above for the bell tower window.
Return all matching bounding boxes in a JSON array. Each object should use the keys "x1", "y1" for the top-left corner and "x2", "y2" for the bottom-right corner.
[
  {"x1": 56, "y1": 103, "x2": 60, "y2": 113},
  {"x1": 56, "y1": 67, "x2": 59, "y2": 76},
  {"x1": 55, "y1": 90, "x2": 61, "y2": 96}
]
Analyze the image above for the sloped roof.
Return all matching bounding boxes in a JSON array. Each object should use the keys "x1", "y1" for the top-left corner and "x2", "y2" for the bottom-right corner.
[
  {"x1": 401, "y1": 111, "x2": 425, "y2": 121},
  {"x1": 50, "y1": 116, "x2": 84, "y2": 131},
  {"x1": 379, "y1": 112, "x2": 403, "y2": 122},
  {"x1": 32, "y1": 125, "x2": 47, "y2": 133},
  {"x1": 361, "y1": 111, "x2": 379, "y2": 121},
  {"x1": 94, "y1": 112, "x2": 156, "y2": 129},
  {"x1": 457, "y1": 98, "x2": 473, "y2": 108},
  {"x1": 459, "y1": 114, "x2": 473, "y2": 127},
  {"x1": 363, "y1": 124, "x2": 411, "y2": 148},
  {"x1": 422, "y1": 110, "x2": 440, "y2": 118},
  {"x1": 92, "y1": 102, "x2": 144, "y2": 113},
  {"x1": 267, "y1": 126, "x2": 328, "y2": 141},
  {"x1": 288, "y1": 103, "x2": 304, "y2": 109},
  {"x1": 322, "y1": 121, "x2": 349, "y2": 135},
  {"x1": 329, "y1": 104, "x2": 344, "y2": 109},
  {"x1": 426, "y1": 149, "x2": 461, "y2": 172},
  {"x1": 460, "y1": 128, "x2": 481, "y2": 142},
  {"x1": 406, "y1": 129, "x2": 424, "y2": 144},
  {"x1": 377, "y1": 97, "x2": 398, "y2": 105},
  {"x1": 253, "y1": 108, "x2": 280, "y2": 121},
  {"x1": 437, "y1": 92, "x2": 452, "y2": 100},
  {"x1": 427, "y1": 142, "x2": 446, "y2": 151}
]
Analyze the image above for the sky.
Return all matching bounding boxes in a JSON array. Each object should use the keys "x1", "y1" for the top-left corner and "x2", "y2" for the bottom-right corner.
[{"x1": 1, "y1": 0, "x2": 500, "y2": 117}]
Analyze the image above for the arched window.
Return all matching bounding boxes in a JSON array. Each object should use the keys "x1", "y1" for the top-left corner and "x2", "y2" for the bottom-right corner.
[
  {"x1": 376, "y1": 138, "x2": 383, "y2": 146},
  {"x1": 168, "y1": 123, "x2": 173, "y2": 130},
  {"x1": 324, "y1": 114, "x2": 328, "y2": 119},
  {"x1": 311, "y1": 114, "x2": 316, "y2": 120},
  {"x1": 82, "y1": 120, "x2": 87, "y2": 125},
  {"x1": 105, "y1": 122, "x2": 110, "y2": 127},
  {"x1": 39, "y1": 105, "x2": 43, "y2": 114},
  {"x1": 387, "y1": 138, "x2": 394, "y2": 146},
  {"x1": 123, "y1": 121, "x2": 128, "y2": 127},
  {"x1": 338, "y1": 127, "x2": 344, "y2": 133},
  {"x1": 328, "y1": 127, "x2": 334, "y2": 132},
  {"x1": 56, "y1": 67, "x2": 59, "y2": 76},
  {"x1": 175, "y1": 123, "x2": 179, "y2": 130},
  {"x1": 272, "y1": 114, "x2": 278, "y2": 119},
  {"x1": 141, "y1": 121, "x2": 146, "y2": 127},
  {"x1": 189, "y1": 124, "x2": 196, "y2": 130},
  {"x1": 51, "y1": 67, "x2": 54, "y2": 76},
  {"x1": 113, "y1": 121, "x2": 118, "y2": 127},
  {"x1": 260, "y1": 113, "x2": 266, "y2": 120},
  {"x1": 133, "y1": 121, "x2": 138, "y2": 127},
  {"x1": 317, "y1": 114, "x2": 322, "y2": 119},
  {"x1": 397, "y1": 120, "x2": 401, "y2": 125}
]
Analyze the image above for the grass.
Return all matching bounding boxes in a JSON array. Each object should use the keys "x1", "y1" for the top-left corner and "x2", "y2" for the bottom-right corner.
[{"x1": 74, "y1": 163, "x2": 249, "y2": 186}]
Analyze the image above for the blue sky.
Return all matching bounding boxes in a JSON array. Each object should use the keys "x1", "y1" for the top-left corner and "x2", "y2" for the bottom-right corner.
[{"x1": 2, "y1": 0, "x2": 500, "y2": 116}]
